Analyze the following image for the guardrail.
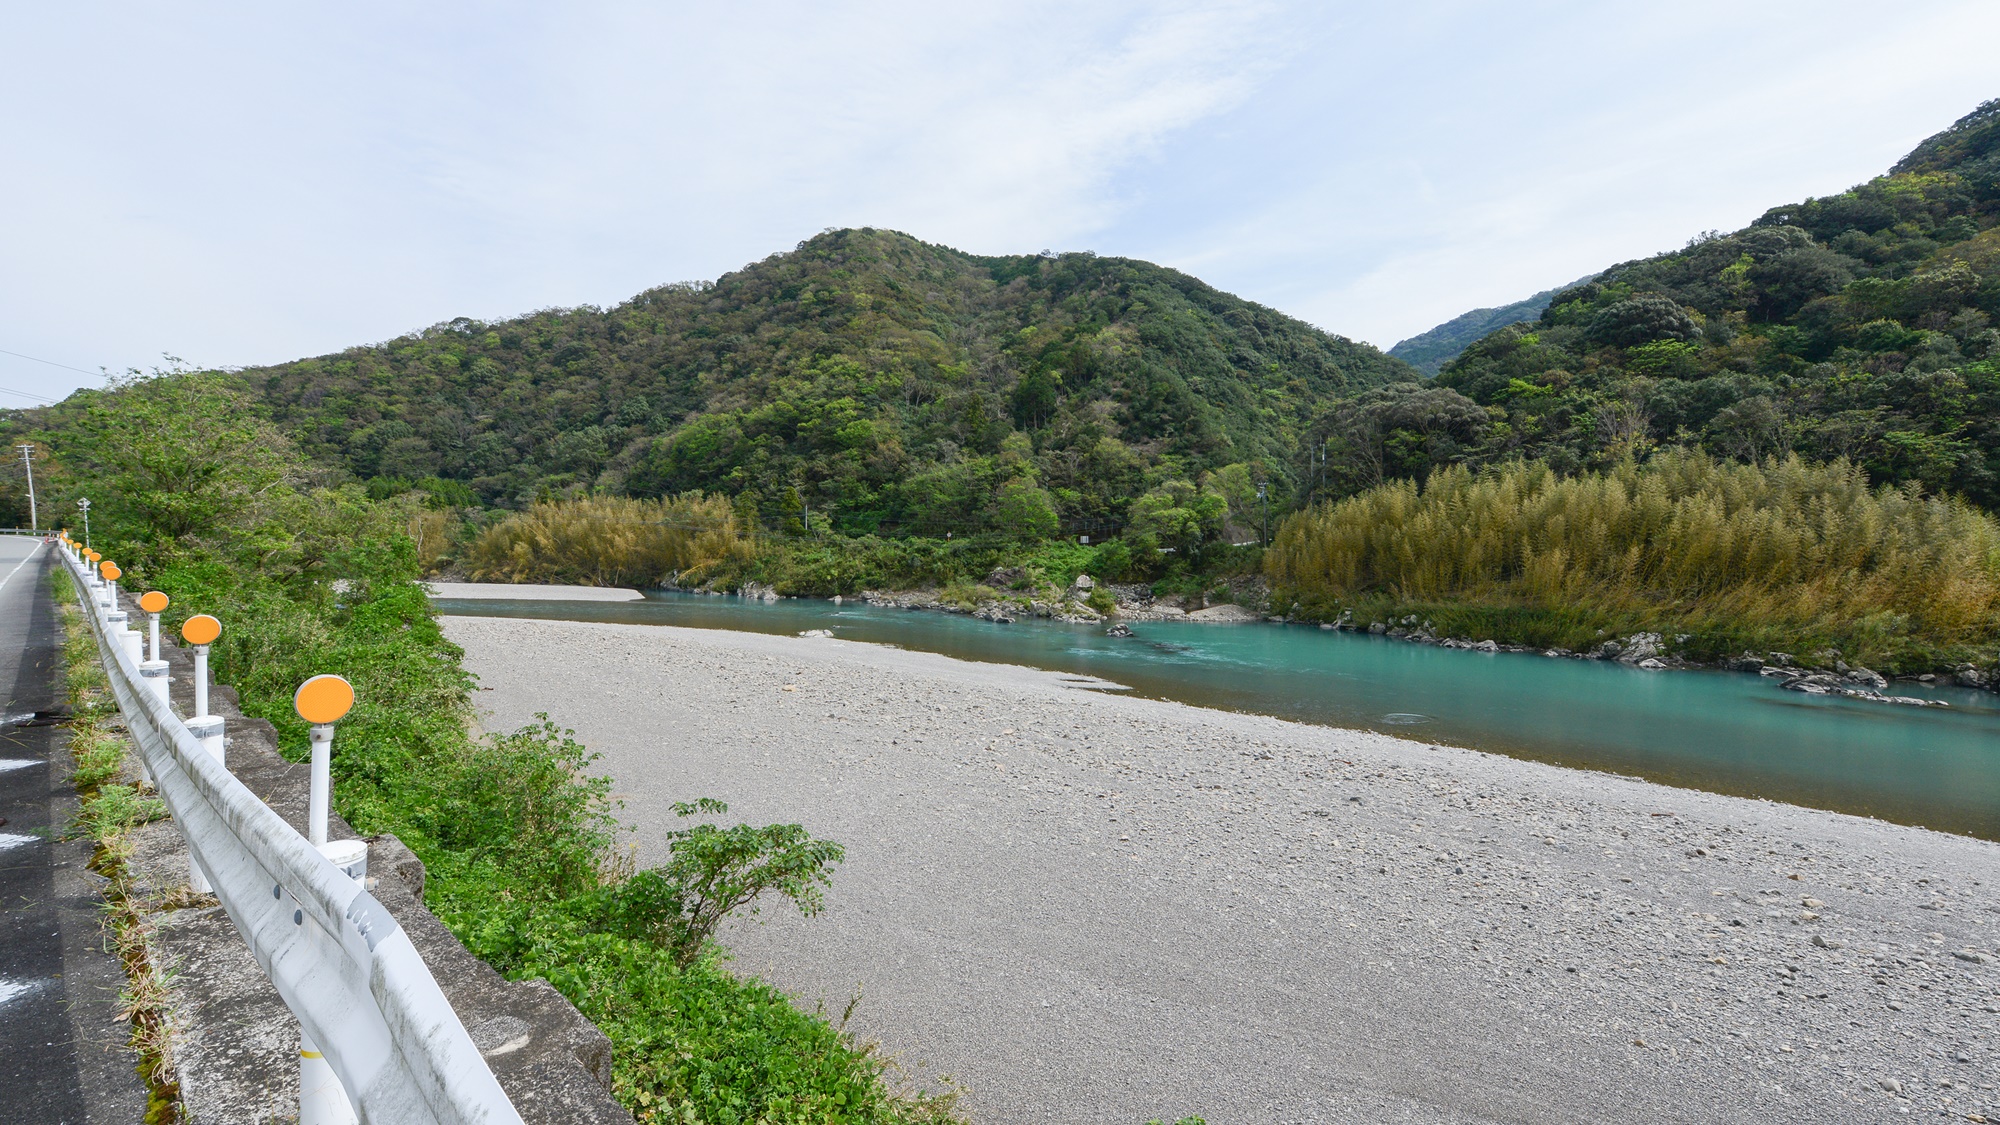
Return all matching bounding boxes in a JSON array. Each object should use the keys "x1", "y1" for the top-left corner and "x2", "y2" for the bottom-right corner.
[{"x1": 57, "y1": 538, "x2": 524, "y2": 1125}]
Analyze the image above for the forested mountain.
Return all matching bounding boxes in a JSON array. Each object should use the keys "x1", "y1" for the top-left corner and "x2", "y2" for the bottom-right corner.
[
  {"x1": 234, "y1": 229, "x2": 1412, "y2": 536},
  {"x1": 1346, "y1": 99, "x2": 2000, "y2": 506},
  {"x1": 1387, "y1": 278, "x2": 1585, "y2": 375}
]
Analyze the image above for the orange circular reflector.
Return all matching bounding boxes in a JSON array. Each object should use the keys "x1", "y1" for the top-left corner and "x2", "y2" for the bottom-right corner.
[
  {"x1": 99, "y1": 562, "x2": 121, "y2": 581},
  {"x1": 139, "y1": 591, "x2": 169, "y2": 613},
  {"x1": 180, "y1": 614, "x2": 221, "y2": 645},
  {"x1": 294, "y1": 674, "x2": 355, "y2": 725},
  {"x1": 85, "y1": 549, "x2": 98, "y2": 562}
]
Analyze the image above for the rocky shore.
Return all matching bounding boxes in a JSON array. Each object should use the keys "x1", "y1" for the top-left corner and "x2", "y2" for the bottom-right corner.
[
  {"x1": 853, "y1": 571, "x2": 1255, "y2": 626},
  {"x1": 1349, "y1": 616, "x2": 1985, "y2": 709},
  {"x1": 827, "y1": 572, "x2": 1997, "y2": 709},
  {"x1": 446, "y1": 614, "x2": 2000, "y2": 1125}
]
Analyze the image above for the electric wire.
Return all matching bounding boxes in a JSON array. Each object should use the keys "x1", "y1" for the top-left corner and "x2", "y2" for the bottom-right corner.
[{"x1": 0, "y1": 347, "x2": 91, "y2": 403}]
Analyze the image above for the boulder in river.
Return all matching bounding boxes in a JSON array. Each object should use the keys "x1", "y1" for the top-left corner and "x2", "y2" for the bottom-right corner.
[
  {"x1": 1616, "y1": 633, "x2": 1663, "y2": 663},
  {"x1": 1844, "y1": 666, "x2": 1888, "y2": 690}
]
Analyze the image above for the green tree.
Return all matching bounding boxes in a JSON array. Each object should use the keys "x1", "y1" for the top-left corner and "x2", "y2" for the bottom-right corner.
[
  {"x1": 1126, "y1": 478, "x2": 1227, "y2": 555},
  {"x1": 992, "y1": 478, "x2": 1059, "y2": 541},
  {"x1": 47, "y1": 373, "x2": 294, "y2": 555}
]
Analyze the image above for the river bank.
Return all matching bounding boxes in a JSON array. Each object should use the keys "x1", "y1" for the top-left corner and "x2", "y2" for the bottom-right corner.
[
  {"x1": 445, "y1": 613, "x2": 2000, "y2": 1125},
  {"x1": 826, "y1": 576, "x2": 1994, "y2": 709}
]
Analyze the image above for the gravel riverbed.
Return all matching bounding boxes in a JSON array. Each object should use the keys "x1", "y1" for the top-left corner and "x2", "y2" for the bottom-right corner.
[{"x1": 445, "y1": 615, "x2": 2000, "y2": 1125}]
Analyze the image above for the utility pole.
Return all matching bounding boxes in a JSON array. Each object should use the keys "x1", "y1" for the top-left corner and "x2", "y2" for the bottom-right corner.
[
  {"x1": 1257, "y1": 482, "x2": 1268, "y2": 546},
  {"x1": 16, "y1": 444, "x2": 36, "y2": 532},
  {"x1": 77, "y1": 497, "x2": 90, "y2": 549}
]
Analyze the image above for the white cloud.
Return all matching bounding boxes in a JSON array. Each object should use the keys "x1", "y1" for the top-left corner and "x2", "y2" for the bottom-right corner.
[{"x1": 0, "y1": 0, "x2": 1994, "y2": 402}]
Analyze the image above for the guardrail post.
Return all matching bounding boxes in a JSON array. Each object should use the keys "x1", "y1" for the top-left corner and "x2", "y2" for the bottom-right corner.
[
  {"x1": 182, "y1": 614, "x2": 226, "y2": 894},
  {"x1": 303, "y1": 827, "x2": 370, "y2": 1125},
  {"x1": 137, "y1": 590, "x2": 171, "y2": 707},
  {"x1": 108, "y1": 612, "x2": 143, "y2": 667},
  {"x1": 141, "y1": 591, "x2": 166, "y2": 662},
  {"x1": 294, "y1": 674, "x2": 361, "y2": 1125}
]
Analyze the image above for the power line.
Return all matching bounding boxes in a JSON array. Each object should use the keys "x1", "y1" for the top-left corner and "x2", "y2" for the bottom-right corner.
[
  {"x1": 0, "y1": 349, "x2": 81, "y2": 404},
  {"x1": 0, "y1": 347, "x2": 101, "y2": 380}
]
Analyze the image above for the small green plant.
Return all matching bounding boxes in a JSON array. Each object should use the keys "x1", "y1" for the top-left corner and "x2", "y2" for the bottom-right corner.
[
  {"x1": 73, "y1": 783, "x2": 167, "y2": 841},
  {"x1": 1086, "y1": 585, "x2": 1117, "y2": 615},
  {"x1": 937, "y1": 579, "x2": 999, "y2": 611},
  {"x1": 592, "y1": 799, "x2": 845, "y2": 969}
]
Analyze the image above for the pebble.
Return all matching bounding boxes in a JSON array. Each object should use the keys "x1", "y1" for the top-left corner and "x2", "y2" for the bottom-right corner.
[{"x1": 447, "y1": 615, "x2": 2000, "y2": 1125}]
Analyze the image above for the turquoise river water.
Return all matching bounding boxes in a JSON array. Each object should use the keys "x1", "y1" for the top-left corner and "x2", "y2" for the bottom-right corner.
[{"x1": 436, "y1": 592, "x2": 2000, "y2": 841}]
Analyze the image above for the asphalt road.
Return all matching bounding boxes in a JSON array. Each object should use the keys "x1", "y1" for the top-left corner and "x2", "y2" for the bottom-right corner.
[
  {"x1": 450, "y1": 614, "x2": 2000, "y2": 1125},
  {"x1": 0, "y1": 537, "x2": 147, "y2": 1124}
]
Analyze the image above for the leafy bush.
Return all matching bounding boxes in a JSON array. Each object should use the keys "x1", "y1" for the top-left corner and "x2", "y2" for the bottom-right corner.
[{"x1": 584, "y1": 799, "x2": 844, "y2": 969}]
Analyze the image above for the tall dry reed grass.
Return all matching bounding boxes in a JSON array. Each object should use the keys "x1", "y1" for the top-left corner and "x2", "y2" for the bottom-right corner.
[
  {"x1": 465, "y1": 494, "x2": 751, "y2": 587},
  {"x1": 1266, "y1": 451, "x2": 2000, "y2": 658}
]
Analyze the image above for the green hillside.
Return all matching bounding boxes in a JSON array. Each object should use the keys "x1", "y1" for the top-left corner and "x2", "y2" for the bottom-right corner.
[
  {"x1": 1401, "y1": 98, "x2": 2000, "y2": 506},
  {"x1": 1387, "y1": 278, "x2": 1587, "y2": 375},
  {"x1": 238, "y1": 229, "x2": 1412, "y2": 536}
]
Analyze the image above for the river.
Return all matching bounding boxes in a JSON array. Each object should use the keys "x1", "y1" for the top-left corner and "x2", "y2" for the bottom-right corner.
[{"x1": 435, "y1": 591, "x2": 2000, "y2": 841}]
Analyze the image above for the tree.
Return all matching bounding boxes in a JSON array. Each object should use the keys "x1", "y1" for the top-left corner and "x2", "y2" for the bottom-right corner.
[
  {"x1": 1126, "y1": 478, "x2": 1227, "y2": 555},
  {"x1": 992, "y1": 478, "x2": 1059, "y2": 541},
  {"x1": 1584, "y1": 295, "x2": 1702, "y2": 347},
  {"x1": 594, "y1": 799, "x2": 844, "y2": 969},
  {"x1": 43, "y1": 372, "x2": 295, "y2": 556}
]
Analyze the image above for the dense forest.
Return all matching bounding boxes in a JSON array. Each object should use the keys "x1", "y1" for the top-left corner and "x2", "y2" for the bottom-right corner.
[
  {"x1": 226, "y1": 230, "x2": 1411, "y2": 539},
  {"x1": 1343, "y1": 99, "x2": 2000, "y2": 506}
]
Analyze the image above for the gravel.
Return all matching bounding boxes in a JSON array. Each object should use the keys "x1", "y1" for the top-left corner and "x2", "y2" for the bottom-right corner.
[{"x1": 446, "y1": 615, "x2": 2000, "y2": 1125}]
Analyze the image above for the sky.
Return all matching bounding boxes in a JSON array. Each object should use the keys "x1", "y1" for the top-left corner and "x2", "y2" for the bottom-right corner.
[{"x1": 3, "y1": 0, "x2": 1997, "y2": 404}]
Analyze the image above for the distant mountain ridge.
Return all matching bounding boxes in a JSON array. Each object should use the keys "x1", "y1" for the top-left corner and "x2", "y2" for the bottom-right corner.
[
  {"x1": 1388, "y1": 278, "x2": 1593, "y2": 374},
  {"x1": 225, "y1": 229, "x2": 1415, "y2": 536}
]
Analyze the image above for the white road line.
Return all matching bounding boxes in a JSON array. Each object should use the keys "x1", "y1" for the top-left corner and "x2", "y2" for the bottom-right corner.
[{"x1": 0, "y1": 539, "x2": 44, "y2": 595}]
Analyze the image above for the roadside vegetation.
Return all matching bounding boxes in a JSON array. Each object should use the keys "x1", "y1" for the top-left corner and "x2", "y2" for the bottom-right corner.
[
  {"x1": 24, "y1": 375, "x2": 961, "y2": 1124},
  {"x1": 52, "y1": 567, "x2": 183, "y2": 1124},
  {"x1": 1268, "y1": 451, "x2": 2000, "y2": 670}
]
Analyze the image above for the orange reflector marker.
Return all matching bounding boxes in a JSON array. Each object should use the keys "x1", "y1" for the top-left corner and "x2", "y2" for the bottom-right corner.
[
  {"x1": 181, "y1": 614, "x2": 221, "y2": 645},
  {"x1": 100, "y1": 561, "x2": 121, "y2": 581},
  {"x1": 294, "y1": 674, "x2": 355, "y2": 725},
  {"x1": 140, "y1": 590, "x2": 169, "y2": 613}
]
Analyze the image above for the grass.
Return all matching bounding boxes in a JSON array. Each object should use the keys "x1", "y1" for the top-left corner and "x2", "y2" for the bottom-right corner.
[
  {"x1": 52, "y1": 567, "x2": 184, "y2": 1124},
  {"x1": 1267, "y1": 450, "x2": 2000, "y2": 671}
]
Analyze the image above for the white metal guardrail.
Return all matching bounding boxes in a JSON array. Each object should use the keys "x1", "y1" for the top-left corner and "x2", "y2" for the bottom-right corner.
[{"x1": 57, "y1": 539, "x2": 524, "y2": 1125}]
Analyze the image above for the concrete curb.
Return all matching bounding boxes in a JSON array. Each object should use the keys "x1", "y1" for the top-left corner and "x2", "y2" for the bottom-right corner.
[{"x1": 116, "y1": 593, "x2": 632, "y2": 1124}]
